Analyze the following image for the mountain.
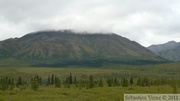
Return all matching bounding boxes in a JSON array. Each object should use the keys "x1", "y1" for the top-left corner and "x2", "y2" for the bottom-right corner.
[
  {"x1": 148, "y1": 41, "x2": 180, "y2": 61},
  {"x1": 0, "y1": 30, "x2": 167, "y2": 67},
  {"x1": 148, "y1": 41, "x2": 178, "y2": 52}
]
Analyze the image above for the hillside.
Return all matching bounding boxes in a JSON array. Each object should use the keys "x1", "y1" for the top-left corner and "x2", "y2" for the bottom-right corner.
[
  {"x1": 148, "y1": 41, "x2": 179, "y2": 52},
  {"x1": 0, "y1": 30, "x2": 167, "y2": 67},
  {"x1": 148, "y1": 41, "x2": 180, "y2": 61}
]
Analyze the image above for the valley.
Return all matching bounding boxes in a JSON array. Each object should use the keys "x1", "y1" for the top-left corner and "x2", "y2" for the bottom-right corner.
[
  {"x1": 0, "y1": 63, "x2": 180, "y2": 101},
  {"x1": 1, "y1": 0, "x2": 180, "y2": 101},
  {"x1": 0, "y1": 30, "x2": 179, "y2": 101}
]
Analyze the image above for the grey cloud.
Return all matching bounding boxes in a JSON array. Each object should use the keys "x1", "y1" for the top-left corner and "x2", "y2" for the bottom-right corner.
[{"x1": 0, "y1": 0, "x2": 180, "y2": 46}]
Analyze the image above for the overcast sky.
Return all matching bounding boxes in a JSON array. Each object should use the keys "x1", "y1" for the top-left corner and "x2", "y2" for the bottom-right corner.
[{"x1": 0, "y1": 0, "x2": 180, "y2": 46}]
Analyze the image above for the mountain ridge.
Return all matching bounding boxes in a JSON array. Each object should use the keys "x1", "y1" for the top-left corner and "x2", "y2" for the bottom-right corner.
[
  {"x1": 0, "y1": 30, "x2": 167, "y2": 67},
  {"x1": 147, "y1": 41, "x2": 180, "y2": 61},
  {"x1": 148, "y1": 41, "x2": 179, "y2": 52}
]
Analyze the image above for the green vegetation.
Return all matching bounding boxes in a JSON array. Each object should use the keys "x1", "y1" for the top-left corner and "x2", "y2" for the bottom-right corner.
[
  {"x1": 0, "y1": 30, "x2": 168, "y2": 67},
  {"x1": 0, "y1": 85, "x2": 179, "y2": 101},
  {"x1": 31, "y1": 75, "x2": 39, "y2": 91},
  {"x1": 0, "y1": 63, "x2": 180, "y2": 101}
]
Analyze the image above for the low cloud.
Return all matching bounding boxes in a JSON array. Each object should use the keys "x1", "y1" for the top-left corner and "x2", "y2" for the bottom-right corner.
[{"x1": 0, "y1": 0, "x2": 180, "y2": 46}]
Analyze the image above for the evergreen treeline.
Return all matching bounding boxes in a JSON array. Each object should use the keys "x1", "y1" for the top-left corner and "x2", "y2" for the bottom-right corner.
[{"x1": 0, "y1": 73, "x2": 179, "y2": 91}]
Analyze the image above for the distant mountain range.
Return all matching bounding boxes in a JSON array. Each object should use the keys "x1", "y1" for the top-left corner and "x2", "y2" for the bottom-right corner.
[
  {"x1": 0, "y1": 30, "x2": 167, "y2": 67},
  {"x1": 148, "y1": 41, "x2": 180, "y2": 61}
]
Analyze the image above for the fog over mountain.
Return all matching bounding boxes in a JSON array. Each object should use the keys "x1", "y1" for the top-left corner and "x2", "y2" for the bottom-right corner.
[{"x1": 1, "y1": 0, "x2": 180, "y2": 46}]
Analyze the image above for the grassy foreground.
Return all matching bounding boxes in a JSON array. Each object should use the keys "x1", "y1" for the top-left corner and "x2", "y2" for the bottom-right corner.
[
  {"x1": 0, "y1": 85, "x2": 178, "y2": 101},
  {"x1": 0, "y1": 63, "x2": 180, "y2": 101}
]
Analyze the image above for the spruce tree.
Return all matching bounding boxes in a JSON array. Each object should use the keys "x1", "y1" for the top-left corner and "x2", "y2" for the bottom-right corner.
[
  {"x1": 122, "y1": 77, "x2": 128, "y2": 87},
  {"x1": 69, "y1": 73, "x2": 73, "y2": 84},
  {"x1": 107, "y1": 78, "x2": 113, "y2": 87},
  {"x1": 74, "y1": 76, "x2": 77, "y2": 85},
  {"x1": 65, "y1": 77, "x2": 70, "y2": 88},
  {"x1": 130, "y1": 77, "x2": 134, "y2": 86},
  {"x1": 55, "y1": 76, "x2": 61, "y2": 88},
  {"x1": 89, "y1": 75, "x2": 94, "y2": 88},
  {"x1": 39, "y1": 77, "x2": 42, "y2": 85},
  {"x1": 17, "y1": 76, "x2": 23, "y2": 87},
  {"x1": 99, "y1": 78, "x2": 103, "y2": 87},
  {"x1": 0, "y1": 77, "x2": 9, "y2": 91},
  {"x1": 8, "y1": 78, "x2": 11, "y2": 85},
  {"x1": 113, "y1": 78, "x2": 118, "y2": 86},
  {"x1": 154, "y1": 79, "x2": 160, "y2": 86},
  {"x1": 137, "y1": 78, "x2": 141, "y2": 86},
  {"x1": 10, "y1": 79, "x2": 15, "y2": 91},
  {"x1": 144, "y1": 77, "x2": 150, "y2": 86},
  {"x1": 47, "y1": 75, "x2": 51, "y2": 85},
  {"x1": 67, "y1": 80, "x2": 70, "y2": 88},
  {"x1": 31, "y1": 76, "x2": 39, "y2": 91},
  {"x1": 51, "y1": 74, "x2": 55, "y2": 85}
]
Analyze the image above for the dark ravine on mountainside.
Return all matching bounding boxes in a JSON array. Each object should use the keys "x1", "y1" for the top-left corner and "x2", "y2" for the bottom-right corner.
[
  {"x1": 0, "y1": 30, "x2": 167, "y2": 67},
  {"x1": 148, "y1": 41, "x2": 180, "y2": 61}
]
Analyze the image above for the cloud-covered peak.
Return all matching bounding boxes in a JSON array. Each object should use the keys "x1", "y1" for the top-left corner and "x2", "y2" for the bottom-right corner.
[{"x1": 0, "y1": 0, "x2": 180, "y2": 46}]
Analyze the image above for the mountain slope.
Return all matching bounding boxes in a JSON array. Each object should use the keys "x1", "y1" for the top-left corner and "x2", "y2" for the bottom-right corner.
[
  {"x1": 0, "y1": 30, "x2": 167, "y2": 67},
  {"x1": 148, "y1": 41, "x2": 180, "y2": 61},
  {"x1": 148, "y1": 41, "x2": 178, "y2": 52}
]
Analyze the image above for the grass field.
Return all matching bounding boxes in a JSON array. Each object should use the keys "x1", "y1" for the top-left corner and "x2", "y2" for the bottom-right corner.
[
  {"x1": 0, "y1": 62, "x2": 180, "y2": 79},
  {"x1": 0, "y1": 62, "x2": 180, "y2": 101},
  {"x1": 0, "y1": 85, "x2": 178, "y2": 101}
]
